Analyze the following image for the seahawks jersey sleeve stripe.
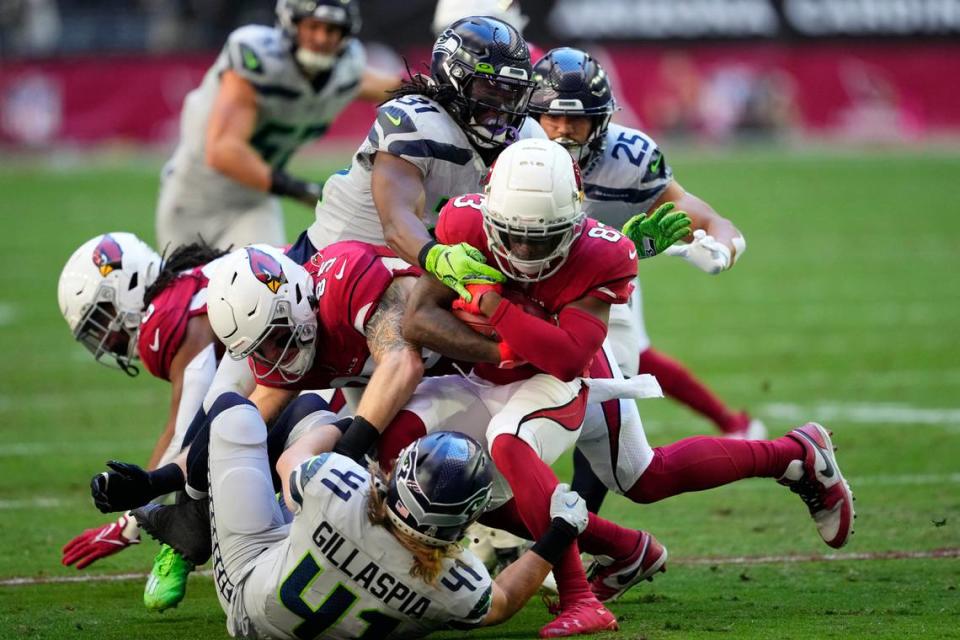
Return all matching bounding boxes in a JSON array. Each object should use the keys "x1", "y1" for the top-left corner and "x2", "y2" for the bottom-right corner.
[{"x1": 386, "y1": 139, "x2": 473, "y2": 165}]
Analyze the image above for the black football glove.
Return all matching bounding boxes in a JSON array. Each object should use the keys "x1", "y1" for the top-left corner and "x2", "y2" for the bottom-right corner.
[
  {"x1": 269, "y1": 169, "x2": 323, "y2": 208},
  {"x1": 90, "y1": 460, "x2": 184, "y2": 513}
]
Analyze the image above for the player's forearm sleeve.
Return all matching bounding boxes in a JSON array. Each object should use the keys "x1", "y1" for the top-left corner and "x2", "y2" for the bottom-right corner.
[
  {"x1": 490, "y1": 301, "x2": 607, "y2": 381},
  {"x1": 159, "y1": 344, "x2": 217, "y2": 467}
]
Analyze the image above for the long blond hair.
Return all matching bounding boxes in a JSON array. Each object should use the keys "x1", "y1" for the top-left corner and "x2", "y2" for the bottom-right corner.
[{"x1": 366, "y1": 463, "x2": 461, "y2": 584}]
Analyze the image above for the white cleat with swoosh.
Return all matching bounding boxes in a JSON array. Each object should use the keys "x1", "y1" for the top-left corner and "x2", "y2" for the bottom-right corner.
[{"x1": 779, "y1": 422, "x2": 855, "y2": 549}]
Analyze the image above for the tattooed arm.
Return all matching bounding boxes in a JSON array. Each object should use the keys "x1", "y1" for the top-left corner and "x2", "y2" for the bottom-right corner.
[
  {"x1": 402, "y1": 275, "x2": 501, "y2": 363},
  {"x1": 355, "y1": 276, "x2": 425, "y2": 432}
]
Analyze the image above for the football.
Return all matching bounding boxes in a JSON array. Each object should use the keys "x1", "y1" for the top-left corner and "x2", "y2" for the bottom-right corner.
[{"x1": 451, "y1": 288, "x2": 553, "y2": 341}]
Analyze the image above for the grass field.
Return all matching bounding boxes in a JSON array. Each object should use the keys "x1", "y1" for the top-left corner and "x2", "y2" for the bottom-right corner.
[{"x1": 1, "y1": 146, "x2": 959, "y2": 639}]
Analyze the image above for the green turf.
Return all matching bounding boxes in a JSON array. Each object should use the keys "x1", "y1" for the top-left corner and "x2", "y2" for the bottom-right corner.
[{"x1": 1, "y1": 146, "x2": 959, "y2": 639}]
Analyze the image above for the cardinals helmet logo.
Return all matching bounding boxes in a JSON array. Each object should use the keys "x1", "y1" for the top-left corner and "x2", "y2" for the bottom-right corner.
[
  {"x1": 246, "y1": 247, "x2": 287, "y2": 294},
  {"x1": 92, "y1": 234, "x2": 123, "y2": 277}
]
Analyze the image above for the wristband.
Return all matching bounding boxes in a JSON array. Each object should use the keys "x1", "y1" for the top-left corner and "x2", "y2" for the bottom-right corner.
[
  {"x1": 332, "y1": 417, "x2": 354, "y2": 435},
  {"x1": 333, "y1": 416, "x2": 380, "y2": 461},
  {"x1": 530, "y1": 517, "x2": 579, "y2": 566},
  {"x1": 147, "y1": 462, "x2": 186, "y2": 495},
  {"x1": 417, "y1": 240, "x2": 438, "y2": 270}
]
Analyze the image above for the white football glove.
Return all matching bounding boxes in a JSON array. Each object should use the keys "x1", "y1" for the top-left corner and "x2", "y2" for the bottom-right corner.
[
  {"x1": 665, "y1": 229, "x2": 737, "y2": 274},
  {"x1": 549, "y1": 483, "x2": 589, "y2": 534}
]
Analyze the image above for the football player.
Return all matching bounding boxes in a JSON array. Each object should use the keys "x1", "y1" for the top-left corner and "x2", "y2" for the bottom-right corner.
[
  {"x1": 191, "y1": 388, "x2": 593, "y2": 639},
  {"x1": 396, "y1": 139, "x2": 854, "y2": 608},
  {"x1": 156, "y1": 0, "x2": 398, "y2": 250},
  {"x1": 57, "y1": 234, "x2": 230, "y2": 610},
  {"x1": 529, "y1": 47, "x2": 767, "y2": 512},
  {"x1": 371, "y1": 138, "x2": 686, "y2": 636},
  {"x1": 287, "y1": 16, "x2": 539, "y2": 313}
]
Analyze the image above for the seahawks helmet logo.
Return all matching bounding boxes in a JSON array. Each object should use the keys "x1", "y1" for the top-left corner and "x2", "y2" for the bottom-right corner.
[
  {"x1": 92, "y1": 234, "x2": 123, "y2": 277},
  {"x1": 246, "y1": 247, "x2": 287, "y2": 294}
]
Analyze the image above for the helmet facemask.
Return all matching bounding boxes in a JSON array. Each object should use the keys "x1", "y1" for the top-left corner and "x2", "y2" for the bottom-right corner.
[
  {"x1": 550, "y1": 110, "x2": 615, "y2": 171},
  {"x1": 73, "y1": 283, "x2": 141, "y2": 376},
  {"x1": 240, "y1": 298, "x2": 317, "y2": 384},
  {"x1": 456, "y1": 71, "x2": 535, "y2": 149},
  {"x1": 483, "y1": 215, "x2": 584, "y2": 283}
]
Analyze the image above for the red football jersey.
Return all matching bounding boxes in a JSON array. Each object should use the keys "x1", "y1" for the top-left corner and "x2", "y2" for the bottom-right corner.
[
  {"x1": 137, "y1": 263, "x2": 215, "y2": 381},
  {"x1": 255, "y1": 241, "x2": 423, "y2": 390},
  {"x1": 436, "y1": 193, "x2": 638, "y2": 383}
]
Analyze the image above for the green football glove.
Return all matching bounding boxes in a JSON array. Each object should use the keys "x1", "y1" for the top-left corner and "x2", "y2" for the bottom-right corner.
[
  {"x1": 621, "y1": 202, "x2": 692, "y2": 258},
  {"x1": 422, "y1": 242, "x2": 506, "y2": 301}
]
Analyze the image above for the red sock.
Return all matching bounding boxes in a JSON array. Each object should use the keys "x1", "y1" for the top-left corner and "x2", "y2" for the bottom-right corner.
[
  {"x1": 376, "y1": 411, "x2": 426, "y2": 473},
  {"x1": 578, "y1": 513, "x2": 643, "y2": 559},
  {"x1": 627, "y1": 435, "x2": 804, "y2": 503},
  {"x1": 639, "y1": 347, "x2": 747, "y2": 434},
  {"x1": 491, "y1": 435, "x2": 594, "y2": 609}
]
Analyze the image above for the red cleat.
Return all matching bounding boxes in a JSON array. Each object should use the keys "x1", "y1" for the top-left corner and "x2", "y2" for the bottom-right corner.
[
  {"x1": 779, "y1": 423, "x2": 855, "y2": 549},
  {"x1": 539, "y1": 598, "x2": 619, "y2": 638},
  {"x1": 587, "y1": 530, "x2": 667, "y2": 603}
]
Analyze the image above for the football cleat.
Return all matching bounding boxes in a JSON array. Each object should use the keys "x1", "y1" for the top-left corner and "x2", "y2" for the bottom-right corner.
[
  {"x1": 539, "y1": 598, "x2": 618, "y2": 638},
  {"x1": 144, "y1": 544, "x2": 193, "y2": 612},
  {"x1": 132, "y1": 498, "x2": 212, "y2": 565},
  {"x1": 778, "y1": 422, "x2": 855, "y2": 549},
  {"x1": 587, "y1": 530, "x2": 667, "y2": 602}
]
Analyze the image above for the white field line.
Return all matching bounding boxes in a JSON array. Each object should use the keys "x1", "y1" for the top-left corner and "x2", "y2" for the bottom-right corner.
[
  {"x1": 706, "y1": 369, "x2": 960, "y2": 393},
  {"x1": 0, "y1": 438, "x2": 156, "y2": 457},
  {"x1": 0, "y1": 389, "x2": 160, "y2": 413},
  {"x1": 761, "y1": 401, "x2": 960, "y2": 426},
  {"x1": 674, "y1": 547, "x2": 960, "y2": 566},
  {"x1": 0, "y1": 303, "x2": 17, "y2": 327},
  {"x1": 0, "y1": 497, "x2": 63, "y2": 509},
  {"x1": 3, "y1": 548, "x2": 958, "y2": 587}
]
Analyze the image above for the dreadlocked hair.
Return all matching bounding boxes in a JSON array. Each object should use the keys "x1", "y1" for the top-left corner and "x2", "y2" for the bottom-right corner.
[
  {"x1": 387, "y1": 58, "x2": 460, "y2": 109},
  {"x1": 143, "y1": 240, "x2": 229, "y2": 308},
  {"x1": 366, "y1": 461, "x2": 461, "y2": 584}
]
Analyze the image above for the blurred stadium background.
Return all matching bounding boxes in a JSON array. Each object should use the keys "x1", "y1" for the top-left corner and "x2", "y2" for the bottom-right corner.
[
  {"x1": 4, "y1": 0, "x2": 960, "y2": 150},
  {"x1": 1, "y1": 1, "x2": 959, "y2": 639}
]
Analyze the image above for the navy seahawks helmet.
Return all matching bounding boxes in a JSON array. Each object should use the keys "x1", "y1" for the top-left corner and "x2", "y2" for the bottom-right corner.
[
  {"x1": 529, "y1": 48, "x2": 616, "y2": 169},
  {"x1": 387, "y1": 431, "x2": 493, "y2": 547},
  {"x1": 431, "y1": 16, "x2": 535, "y2": 149},
  {"x1": 276, "y1": 0, "x2": 362, "y2": 38}
]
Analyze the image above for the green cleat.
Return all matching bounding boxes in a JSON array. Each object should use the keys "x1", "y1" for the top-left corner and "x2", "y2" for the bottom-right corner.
[{"x1": 143, "y1": 544, "x2": 194, "y2": 612}]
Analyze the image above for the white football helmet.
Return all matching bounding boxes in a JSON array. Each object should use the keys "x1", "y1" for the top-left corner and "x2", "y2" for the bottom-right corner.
[
  {"x1": 482, "y1": 138, "x2": 585, "y2": 282},
  {"x1": 206, "y1": 245, "x2": 317, "y2": 384},
  {"x1": 432, "y1": 0, "x2": 529, "y2": 37},
  {"x1": 57, "y1": 232, "x2": 161, "y2": 376}
]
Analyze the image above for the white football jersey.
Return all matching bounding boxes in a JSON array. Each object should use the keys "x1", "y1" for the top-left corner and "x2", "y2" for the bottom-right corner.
[
  {"x1": 168, "y1": 24, "x2": 365, "y2": 207},
  {"x1": 242, "y1": 453, "x2": 493, "y2": 639},
  {"x1": 307, "y1": 95, "x2": 546, "y2": 249},
  {"x1": 580, "y1": 123, "x2": 673, "y2": 229}
]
